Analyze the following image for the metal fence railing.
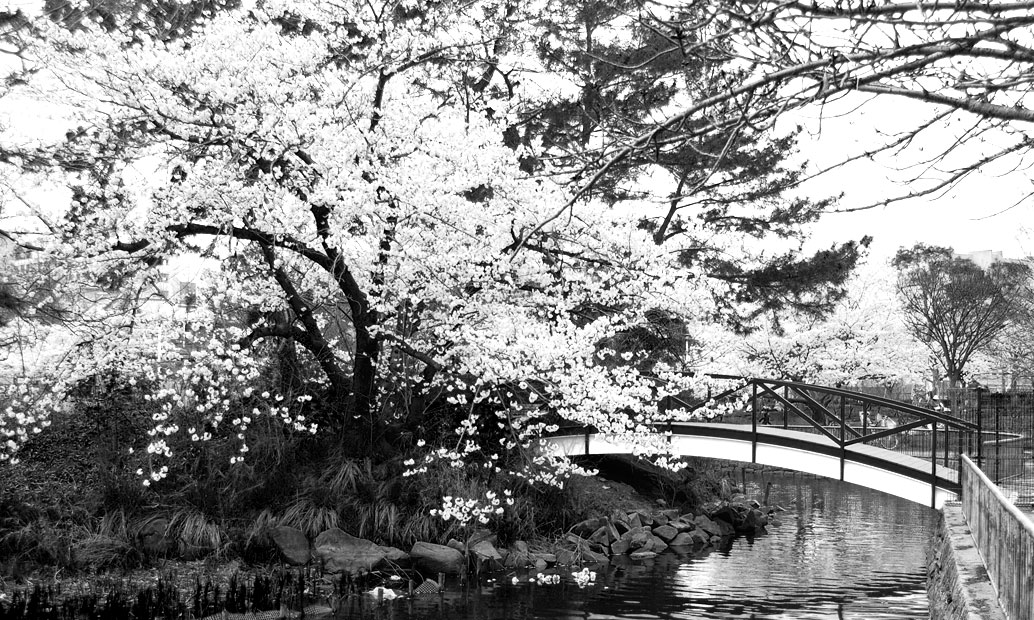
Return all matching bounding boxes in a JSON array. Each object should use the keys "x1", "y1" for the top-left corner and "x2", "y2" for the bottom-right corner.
[{"x1": 960, "y1": 454, "x2": 1034, "y2": 620}]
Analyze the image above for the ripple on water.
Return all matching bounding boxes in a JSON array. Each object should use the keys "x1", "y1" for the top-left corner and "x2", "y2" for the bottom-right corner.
[{"x1": 334, "y1": 474, "x2": 936, "y2": 620}]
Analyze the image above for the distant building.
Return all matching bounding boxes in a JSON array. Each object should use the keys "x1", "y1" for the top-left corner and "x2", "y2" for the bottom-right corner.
[{"x1": 958, "y1": 250, "x2": 1005, "y2": 269}]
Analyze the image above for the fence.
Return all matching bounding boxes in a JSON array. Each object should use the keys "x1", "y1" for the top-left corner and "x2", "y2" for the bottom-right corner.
[
  {"x1": 959, "y1": 454, "x2": 1034, "y2": 620},
  {"x1": 834, "y1": 386, "x2": 1034, "y2": 505}
]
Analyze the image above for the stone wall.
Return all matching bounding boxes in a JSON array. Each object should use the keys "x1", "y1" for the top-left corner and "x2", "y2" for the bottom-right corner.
[{"x1": 927, "y1": 504, "x2": 1007, "y2": 620}]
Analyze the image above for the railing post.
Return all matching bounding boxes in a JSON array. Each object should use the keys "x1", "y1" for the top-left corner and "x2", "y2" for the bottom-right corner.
[
  {"x1": 931, "y1": 420, "x2": 938, "y2": 509},
  {"x1": 751, "y1": 382, "x2": 758, "y2": 463},
  {"x1": 584, "y1": 429, "x2": 590, "y2": 456},
  {"x1": 976, "y1": 388, "x2": 983, "y2": 469},
  {"x1": 995, "y1": 401, "x2": 1001, "y2": 484},
  {"x1": 840, "y1": 395, "x2": 846, "y2": 481}
]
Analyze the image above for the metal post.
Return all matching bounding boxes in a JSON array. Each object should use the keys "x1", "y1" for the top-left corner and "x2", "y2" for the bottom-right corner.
[
  {"x1": 931, "y1": 420, "x2": 938, "y2": 509},
  {"x1": 751, "y1": 383, "x2": 758, "y2": 463},
  {"x1": 584, "y1": 429, "x2": 590, "y2": 456},
  {"x1": 994, "y1": 402, "x2": 1001, "y2": 483},
  {"x1": 976, "y1": 388, "x2": 983, "y2": 469},
  {"x1": 840, "y1": 395, "x2": 846, "y2": 481}
]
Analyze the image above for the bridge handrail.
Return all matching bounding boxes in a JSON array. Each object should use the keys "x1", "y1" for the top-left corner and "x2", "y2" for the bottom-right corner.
[{"x1": 706, "y1": 374, "x2": 978, "y2": 431}]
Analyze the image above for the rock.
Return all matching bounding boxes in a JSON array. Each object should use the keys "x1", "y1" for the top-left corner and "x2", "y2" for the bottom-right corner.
[
  {"x1": 270, "y1": 526, "x2": 310, "y2": 565},
  {"x1": 693, "y1": 515, "x2": 721, "y2": 537},
  {"x1": 710, "y1": 506, "x2": 742, "y2": 530},
  {"x1": 671, "y1": 519, "x2": 694, "y2": 533},
  {"x1": 314, "y1": 528, "x2": 386, "y2": 574},
  {"x1": 714, "y1": 519, "x2": 735, "y2": 537},
  {"x1": 376, "y1": 545, "x2": 410, "y2": 567},
  {"x1": 610, "y1": 539, "x2": 631, "y2": 555},
  {"x1": 629, "y1": 550, "x2": 657, "y2": 560},
  {"x1": 513, "y1": 540, "x2": 530, "y2": 554},
  {"x1": 556, "y1": 549, "x2": 576, "y2": 565},
  {"x1": 410, "y1": 541, "x2": 465, "y2": 575},
  {"x1": 603, "y1": 518, "x2": 621, "y2": 542},
  {"x1": 570, "y1": 518, "x2": 602, "y2": 538},
  {"x1": 627, "y1": 513, "x2": 642, "y2": 528},
  {"x1": 466, "y1": 529, "x2": 497, "y2": 547},
  {"x1": 668, "y1": 532, "x2": 694, "y2": 547},
  {"x1": 446, "y1": 539, "x2": 465, "y2": 553},
  {"x1": 749, "y1": 499, "x2": 761, "y2": 509},
  {"x1": 579, "y1": 548, "x2": 611, "y2": 564},
  {"x1": 137, "y1": 517, "x2": 174, "y2": 556},
  {"x1": 530, "y1": 553, "x2": 557, "y2": 565},
  {"x1": 646, "y1": 535, "x2": 668, "y2": 554},
  {"x1": 652, "y1": 524, "x2": 678, "y2": 542},
  {"x1": 471, "y1": 540, "x2": 502, "y2": 562},
  {"x1": 690, "y1": 529, "x2": 710, "y2": 546},
  {"x1": 625, "y1": 526, "x2": 651, "y2": 550},
  {"x1": 652, "y1": 513, "x2": 669, "y2": 527},
  {"x1": 610, "y1": 509, "x2": 629, "y2": 524},
  {"x1": 660, "y1": 509, "x2": 679, "y2": 521},
  {"x1": 534, "y1": 559, "x2": 548, "y2": 571},
  {"x1": 709, "y1": 535, "x2": 722, "y2": 545},
  {"x1": 589, "y1": 525, "x2": 613, "y2": 545}
]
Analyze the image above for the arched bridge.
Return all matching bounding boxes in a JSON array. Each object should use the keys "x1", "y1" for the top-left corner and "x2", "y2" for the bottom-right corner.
[{"x1": 549, "y1": 376, "x2": 992, "y2": 509}]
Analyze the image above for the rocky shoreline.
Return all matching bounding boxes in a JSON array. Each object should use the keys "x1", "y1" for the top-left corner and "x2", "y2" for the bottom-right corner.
[{"x1": 263, "y1": 494, "x2": 783, "y2": 585}]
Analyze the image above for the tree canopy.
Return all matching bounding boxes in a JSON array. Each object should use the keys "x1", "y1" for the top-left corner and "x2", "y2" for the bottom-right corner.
[{"x1": 893, "y1": 244, "x2": 1032, "y2": 386}]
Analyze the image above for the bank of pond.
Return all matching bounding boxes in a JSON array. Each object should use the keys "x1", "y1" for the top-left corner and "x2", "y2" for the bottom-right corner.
[{"x1": 0, "y1": 473, "x2": 936, "y2": 620}]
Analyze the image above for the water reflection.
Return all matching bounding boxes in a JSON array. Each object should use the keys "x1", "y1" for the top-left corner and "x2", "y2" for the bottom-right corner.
[{"x1": 333, "y1": 473, "x2": 935, "y2": 620}]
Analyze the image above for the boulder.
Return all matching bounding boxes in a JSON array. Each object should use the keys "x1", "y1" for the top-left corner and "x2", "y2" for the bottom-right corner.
[
  {"x1": 579, "y1": 548, "x2": 611, "y2": 564},
  {"x1": 610, "y1": 509, "x2": 629, "y2": 524},
  {"x1": 671, "y1": 519, "x2": 694, "y2": 533},
  {"x1": 714, "y1": 519, "x2": 735, "y2": 537},
  {"x1": 610, "y1": 539, "x2": 631, "y2": 555},
  {"x1": 137, "y1": 517, "x2": 174, "y2": 556},
  {"x1": 690, "y1": 529, "x2": 710, "y2": 546},
  {"x1": 270, "y1": 526, "x2": 310, "y2": 565},
  {"x1": 314, "y1": 528, "x2": 385, "y2": 574},
  {"x1": 629, "y1": 550, "x2": 657, "y2": 561},
  {"x1": 411, "y1": 541, "x2": 466, "y2": 575},
  {"x1": 693, "y1": 515, "x2": 721, "y2": 537},
  {"x1": 570, "y1": 518, "x2": 602, "y2": 538},
  {"x1": 646, "y1": 535, "x2": 668, "y2": 554},
  {"x1": 588, "y1": 525, "x2": 610, "y2": 545},
  {"x1": 377, "y1": 545, "x2": 411, "y2": 566},
  {"x1": 625, "y1": 527, "x2": 651, "y2": 551},
  {"x1": 652, "y1": 513, "x2": 669, "y2": 527},
  {"x1": 627, "y1": 513, "x2": 642, "y2": 528},
  {"x1": 556, "y1": 549, "x2": 576, "y2": 565},
  {"x1": 471, "y1": 540, "x2": 502, "y2": 562},
  {"x1": 530, "y1": 553, "x2": 556, "y2": 565},
  {"x1": 652, "y1": 524, "x2": 678, "y2": 542},
  {"x1": 467, "y1": 529, "x2": 497, "y2": 547},
  {"x1": 668, "y1": 532, "x2": 694, "y2": 547},
  {"x1": 446, "y1": 539, "x2": 465, "y2": 553}
]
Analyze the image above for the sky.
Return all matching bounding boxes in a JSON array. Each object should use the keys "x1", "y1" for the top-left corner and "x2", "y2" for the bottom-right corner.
[{"x1": 790, "y1": 97, "x2": 1033, "y2": 263}]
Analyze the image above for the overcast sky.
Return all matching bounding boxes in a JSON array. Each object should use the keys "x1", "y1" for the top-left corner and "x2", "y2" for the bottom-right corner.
[{"x1": 791, "y1": 97, "x2": 1032, "y2": 261}]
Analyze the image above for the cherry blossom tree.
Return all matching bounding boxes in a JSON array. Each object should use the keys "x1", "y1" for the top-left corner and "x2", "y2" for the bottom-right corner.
[{"x1": 0, "y1": 0, "x2": 871, "y2": 491}]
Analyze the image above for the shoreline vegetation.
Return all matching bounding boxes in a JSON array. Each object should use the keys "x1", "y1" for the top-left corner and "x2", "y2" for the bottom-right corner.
[{"x1": 0, "y1": 380, "x2": 781, "y2": 619}]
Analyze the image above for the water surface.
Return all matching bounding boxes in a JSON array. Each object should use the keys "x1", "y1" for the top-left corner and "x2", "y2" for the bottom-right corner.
[{"x1": 336, "y1": 472, "x2": 936, "y2": 619}]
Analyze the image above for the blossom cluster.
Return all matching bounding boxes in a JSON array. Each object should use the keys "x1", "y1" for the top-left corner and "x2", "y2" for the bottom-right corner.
[{"x1": 428, "y1": 490, "x2": 513, "y2": 526}]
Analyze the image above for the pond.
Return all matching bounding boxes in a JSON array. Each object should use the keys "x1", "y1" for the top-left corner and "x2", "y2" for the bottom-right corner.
[{"x1": 336, "y1": 471, "x2": 937, "y2": 620}]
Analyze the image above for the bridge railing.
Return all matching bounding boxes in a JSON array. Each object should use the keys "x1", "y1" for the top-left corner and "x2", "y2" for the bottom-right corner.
[
  {"x1": 668, "y1": 376, "x2": 985, "y2": 503},
  {"x1": 959, "y1": 454, "x2": 1034, "y2": 620}
]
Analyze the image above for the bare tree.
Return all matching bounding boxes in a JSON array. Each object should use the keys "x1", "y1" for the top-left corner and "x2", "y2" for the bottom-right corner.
[{"x1": 893, "y1": 245, "x2": 1031, "y2": 387}]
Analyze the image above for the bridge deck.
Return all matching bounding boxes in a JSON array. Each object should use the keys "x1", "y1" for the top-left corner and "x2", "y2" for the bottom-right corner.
[
  {"x1": 668, "y1": 423, "x2": 958, "y2": 485},
  {"x1": 551, "y1": 422, "x2": 959, "y2": 507}
]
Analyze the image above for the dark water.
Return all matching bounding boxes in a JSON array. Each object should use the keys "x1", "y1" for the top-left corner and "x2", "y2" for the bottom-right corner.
[{"x1": 336, "y1": 473, "x2": 936, "y2": 619}]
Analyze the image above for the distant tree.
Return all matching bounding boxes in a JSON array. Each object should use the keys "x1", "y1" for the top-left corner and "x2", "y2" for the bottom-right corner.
[{"x1": 892, "y1": 245, "x2": 1031, "y2": 387}]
